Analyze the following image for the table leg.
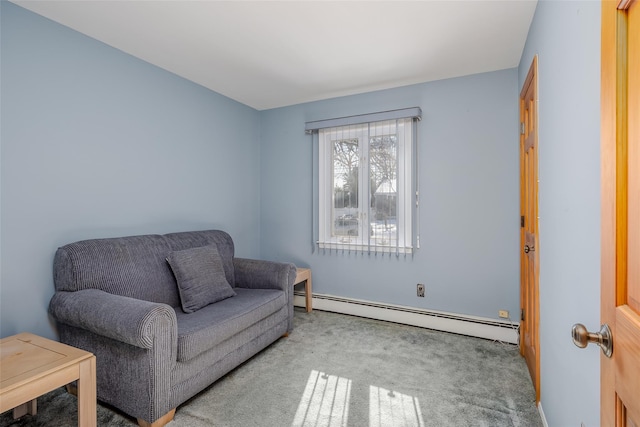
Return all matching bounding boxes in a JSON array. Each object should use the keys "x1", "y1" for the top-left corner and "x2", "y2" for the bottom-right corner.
[
  {"x1": 12, "y1": 399, "x2": 37, "y2": 419},
  {"x1": 77, "y1": 356, "x2": 97, "y2": 427},
  {"x1": 305, "y1": 275, "x2": 313, "y2": 313},
  {"x1": 295, "y1": 268, "x2": 313, "y2": 313}
]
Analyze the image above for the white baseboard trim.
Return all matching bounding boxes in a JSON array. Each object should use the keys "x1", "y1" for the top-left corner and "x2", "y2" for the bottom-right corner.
[
  {"x1": 537, "y1": 402, "x2": 549, "y2": 427},
  {"x1": 294, "y1": 292, "x2": 519, "y2": 344}
]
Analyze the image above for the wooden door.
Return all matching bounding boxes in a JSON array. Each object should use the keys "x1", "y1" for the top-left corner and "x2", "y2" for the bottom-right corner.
[
  {"x1": 520, "y1": 55, "x2": 540, "y2": 402},
  {"x1": 601, "y1": 1, "x2": 640, "y2": 426}
]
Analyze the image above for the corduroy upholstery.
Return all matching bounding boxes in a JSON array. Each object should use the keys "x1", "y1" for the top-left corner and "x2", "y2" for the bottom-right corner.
[{"x1": 49, "y1": 230, "x2": 296, "y2": 426}]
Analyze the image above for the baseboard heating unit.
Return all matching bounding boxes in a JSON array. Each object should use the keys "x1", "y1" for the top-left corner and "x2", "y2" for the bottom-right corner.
[{"x1": 294, "y1": 292, "x2": 519, "y2": 344}]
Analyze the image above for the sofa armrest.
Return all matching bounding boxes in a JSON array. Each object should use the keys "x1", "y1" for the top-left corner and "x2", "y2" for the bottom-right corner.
[
  {"x1": 49, "y1": 289, "x2": 177, "y2": 349},
  {"x1": 233, "y1": 258, "x2": 297, "y2": 291}
]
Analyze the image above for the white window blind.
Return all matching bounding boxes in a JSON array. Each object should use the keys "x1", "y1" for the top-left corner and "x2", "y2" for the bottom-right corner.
[{"x1": 308, "y1": 108, "x2": 421, "y2": 255}]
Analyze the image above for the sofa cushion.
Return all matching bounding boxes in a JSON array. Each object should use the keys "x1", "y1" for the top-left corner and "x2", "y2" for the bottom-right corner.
[
  {"x1": 167, "y1": 245, "x2": 236, "y2": 313},
  {"x1": 163, "y1": 230, "x2": 235, "y2": 287},
  {"x1": 173, "y1": 287, "x2": 286, "y2": 362}
]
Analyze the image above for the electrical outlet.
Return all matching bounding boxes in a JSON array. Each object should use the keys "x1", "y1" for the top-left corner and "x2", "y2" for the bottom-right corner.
[
  {"x1": 417, "y1": 284, "x2": 425, "y2": 297},
  {"x1": 498, "y1": 310, "x2": 509, "y2": 319}
]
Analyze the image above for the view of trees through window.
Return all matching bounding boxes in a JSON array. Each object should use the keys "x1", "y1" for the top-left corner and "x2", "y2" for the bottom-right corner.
[{"x1": 331, "y1": 130, "x2": 399, "y2": 244}]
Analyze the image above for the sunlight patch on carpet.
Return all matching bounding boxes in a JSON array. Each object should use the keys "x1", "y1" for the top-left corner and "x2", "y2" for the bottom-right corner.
[
  {"x1": 370, "y1": 385, "x2": 425, "y2": 427},
  {"x1": 291, "y1": 369, "x2": 425, "y2": 427},
  {"x1": 292, "y1": 370, "x2": 351, "y2": 427}
]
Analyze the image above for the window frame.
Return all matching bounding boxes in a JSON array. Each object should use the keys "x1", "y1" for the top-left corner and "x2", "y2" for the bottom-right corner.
[{"x1": 317, "y1": 118, "x2": 415, "y2": 254}]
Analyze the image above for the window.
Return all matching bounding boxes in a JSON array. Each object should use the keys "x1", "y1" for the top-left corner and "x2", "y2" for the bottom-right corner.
[{"x1": 317, "y1": 118, "x2": 415, "y2": 254}]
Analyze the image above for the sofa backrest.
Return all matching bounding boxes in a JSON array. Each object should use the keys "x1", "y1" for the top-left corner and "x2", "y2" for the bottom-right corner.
[{"x1": 53, "y1": 230, "x2": 236, "y2": 306}]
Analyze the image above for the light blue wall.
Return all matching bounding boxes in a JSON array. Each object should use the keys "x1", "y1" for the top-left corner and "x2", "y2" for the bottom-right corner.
[
  {"x1": 260, "y1": 69, "x2": 521, "y2": 321},
  {"x1": 518, "y1": 1, "x2": 601, "y2": 425},
  {"x1": 0, "y1": 2, "x2": 262, "y2": 340}
]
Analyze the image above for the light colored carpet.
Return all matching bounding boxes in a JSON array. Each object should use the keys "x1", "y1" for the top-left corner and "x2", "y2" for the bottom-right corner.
[{"x1": 0, "y1": 308, "x2": 541, "y2": 426}]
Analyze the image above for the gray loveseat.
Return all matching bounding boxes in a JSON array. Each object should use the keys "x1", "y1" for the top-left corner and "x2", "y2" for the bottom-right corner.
[{"x1": 48, "y1": 230, "x2": 296, "y2": 427}]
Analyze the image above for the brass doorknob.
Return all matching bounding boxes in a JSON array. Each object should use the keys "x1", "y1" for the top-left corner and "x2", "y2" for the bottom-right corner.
[{"x1": 571, "y1": 323, "x2": 613, "y2": 358}]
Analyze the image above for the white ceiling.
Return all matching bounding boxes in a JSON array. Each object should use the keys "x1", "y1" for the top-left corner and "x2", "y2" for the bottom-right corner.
[{"x1": 12, "y1": 0, "x2": 538, "y2": 110}]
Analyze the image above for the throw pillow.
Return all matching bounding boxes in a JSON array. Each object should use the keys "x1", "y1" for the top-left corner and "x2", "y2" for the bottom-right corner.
[{"x1": 166, "y1": 245, "x2": 236, "y2": 313}]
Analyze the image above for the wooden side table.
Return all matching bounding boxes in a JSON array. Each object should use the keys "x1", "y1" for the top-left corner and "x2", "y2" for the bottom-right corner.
[
  {"x1": 0, "y1": 332, "x2": 96, "y2": 426},
  {"x1": 294, "y1": 268, "x2": 313, "y2": 312}
]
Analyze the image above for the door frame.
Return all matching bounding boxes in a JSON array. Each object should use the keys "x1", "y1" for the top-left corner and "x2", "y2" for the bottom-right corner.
[
  {"x1": 600, "y1": 1, "x2": 618, "y2": 422},
  {"x1": 519, "y1": 55, "x2": 540, "y2": 403}
]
